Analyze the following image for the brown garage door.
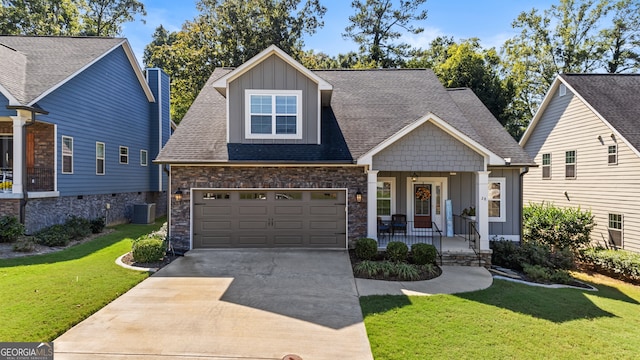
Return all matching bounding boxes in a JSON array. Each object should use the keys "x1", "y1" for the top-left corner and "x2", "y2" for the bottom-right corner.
[{"x1": 192, "y1": 190, "x2": 347, "y2": 248}]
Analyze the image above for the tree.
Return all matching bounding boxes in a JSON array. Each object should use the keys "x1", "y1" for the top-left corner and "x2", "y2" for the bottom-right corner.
[
  {"x1": 501, "y1": 0, "x2": 640, "y2": 137},
  {"x1": 408, "y1": 37, "x2": 517, "y2": 137},
  {"x1": 82, "y1": 0, "x2": 146, "y2": 36},
  {"x1": 0, "y1": 0, "x2": 82, "y2": 35},
  {"x1": 342, "y1": 0, "x2": 428, "y2": 68},
  {"x1": 144, "y1": 0, "x2": 326, "y2": 123}
]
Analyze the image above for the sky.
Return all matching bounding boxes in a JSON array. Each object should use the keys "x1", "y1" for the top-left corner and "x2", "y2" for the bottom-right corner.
[{"x1": 122, "y1": 0, "x2": 559, "y2": 66}]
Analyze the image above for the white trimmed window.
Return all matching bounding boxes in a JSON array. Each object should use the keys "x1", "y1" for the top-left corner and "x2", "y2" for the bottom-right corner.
[
  {"x1": 140, "y1": 150, "x2": 148, "y2": 166},
  {"x1": 376, "y1": 178, "x2": 395, "y2": 220},
  {"x1": 608, "y1": 213, "x2": 623, "y2": 247},
  {"x1": 608, "y1": 145, "x2": 617, "y2": 165},
  {"x1": 245, "y1": 89, "x2": 302, "y2": 139},
  {"x1": 96, "y1": 142, "x2": 105, "y2": 175},
  {"x1": 119, "y1": 146, "x2": 128, "y2": 164},
  {"x1": 565, "y1": 150, "x2": 576, "y2": 179},
  {"x1": 62, "y1": 136, "x2": 73, "y2": 174},
  {"x1": 488, "y1": 178, "x2": 506, "y2": 222},
  {"x1": 542, "y1": 153, "x2": 551, "y2": 179},
  {"x1": 559, "y1": 84, "x2": 567, "y2": 96}
]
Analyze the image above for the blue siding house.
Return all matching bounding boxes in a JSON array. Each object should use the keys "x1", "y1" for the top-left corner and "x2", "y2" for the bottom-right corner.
[{"x1": 0, "y1": 36, "x2": 171, "y2": 232}]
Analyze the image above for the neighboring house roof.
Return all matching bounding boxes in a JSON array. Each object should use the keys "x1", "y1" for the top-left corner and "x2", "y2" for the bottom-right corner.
[
  {"x1": 520, "y1": 74, "x2": 640, "y2": 156},
  {"x1": 157, "y1": 65, "x2": 533, "y2": 166},
  {"x1": 0, "y1": 35, "x2": 154, "y2": 106}
]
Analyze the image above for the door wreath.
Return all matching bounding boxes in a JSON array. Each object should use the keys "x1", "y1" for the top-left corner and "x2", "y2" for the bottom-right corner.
[{"x1": 415, "y1": 186, "x2": 431, "y2": 201}]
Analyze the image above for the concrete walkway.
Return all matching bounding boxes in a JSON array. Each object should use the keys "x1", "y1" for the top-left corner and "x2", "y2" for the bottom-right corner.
[{"x1": 355, "y1": 266, "x2": 493, "y2": 296}]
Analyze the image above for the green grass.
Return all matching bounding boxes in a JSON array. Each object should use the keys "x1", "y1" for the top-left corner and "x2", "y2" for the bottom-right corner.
[
  {"x1": 361, "y1": 273, "x2": 640, "y2": 359},
  {"x1": 0, "y1": 220, "x2": 164, "y2": 342}
]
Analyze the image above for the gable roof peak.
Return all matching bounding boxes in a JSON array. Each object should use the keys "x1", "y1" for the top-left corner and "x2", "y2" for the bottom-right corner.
[{"x1": 211, "y1": 45, "x2": 332, "y2": 92}]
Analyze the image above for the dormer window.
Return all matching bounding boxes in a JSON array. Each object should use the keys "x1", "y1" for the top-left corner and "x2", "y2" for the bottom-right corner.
[{"x1": 245, "y1": 89, "x2": 302, "y2": 139}]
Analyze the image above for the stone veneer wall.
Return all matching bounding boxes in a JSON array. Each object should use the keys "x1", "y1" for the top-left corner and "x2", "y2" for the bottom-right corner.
[
  {"x1": 170, "y1": 166, "x2": 368, "y2": 252},
  {"x1": 23, "y1": 191, "x2": 167, "y2": 234},
  {"x1": 0, "y1": 199, "x2": 19, "y2": 218},
  {"x1": 441, "y1": 250, "x2": 492, "y2": 268}
]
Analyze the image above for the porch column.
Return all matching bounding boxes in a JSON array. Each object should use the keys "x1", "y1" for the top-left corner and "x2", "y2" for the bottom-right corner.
[
  {"x1": 10, "y1": 115, "x2": 26, "y2": 194},
  {"x1": 476, "y1": 171, "x2": 491, "y2": 251},
  {"x1": 367, "y1": 170, "x2": 379, "y2": 239}
]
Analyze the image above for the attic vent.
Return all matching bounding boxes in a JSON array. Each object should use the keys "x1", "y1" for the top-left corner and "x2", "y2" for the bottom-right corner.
[{"x1": 559, "y1": 84, "x2": 567, "y2": 97}]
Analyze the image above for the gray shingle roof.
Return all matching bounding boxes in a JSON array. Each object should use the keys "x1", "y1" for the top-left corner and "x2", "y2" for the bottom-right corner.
[
  {"x1": 0, "y1": 36, "x2": 124, "y2": 104},
  {"x1": 157, "y1": 67, "x2": 533, "y2": 165},
  {"x1": 560, "y1": 73, "x2": 640, "y2": 153}
]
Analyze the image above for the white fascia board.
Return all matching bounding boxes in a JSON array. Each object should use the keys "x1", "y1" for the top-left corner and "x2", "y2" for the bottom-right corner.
[
  {"x1": 211, "y1": 45, "x2": 333, "y2": 92},
  {"x1": 0, "y1": 84, "x2": 20, "y2": 105},
  {"x1": 28, "y1": 39, "x2": 155, "y2": 106},
  {"x1": 519, "y1": 76, "x2": 562, "y2": 147},
  {"x1": 357, "y1": 113, "x2": 505, "y2": 166}
]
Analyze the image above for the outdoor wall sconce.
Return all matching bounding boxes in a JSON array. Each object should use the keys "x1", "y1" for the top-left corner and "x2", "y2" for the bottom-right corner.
[
  {"x1": 355, "y1": 189, "x2": 363, "y2": 203},
  {"x1": 174, "y1": 188, "x2": 183, "y2": 202},
  {"x1": 411, "y1": 172, "x2": 419, "y2": 182}
]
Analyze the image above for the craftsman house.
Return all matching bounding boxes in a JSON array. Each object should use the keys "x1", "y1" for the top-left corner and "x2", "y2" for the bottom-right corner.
[
  {"x1": 156, "y1": 46, "x2": 534, "y2": 264},
  {"x1": 521, "y1": 74, "x2": 640, "y2": 253},
  {"x1": 0, "y1": 36, "x2": 171, "y2": 232}
]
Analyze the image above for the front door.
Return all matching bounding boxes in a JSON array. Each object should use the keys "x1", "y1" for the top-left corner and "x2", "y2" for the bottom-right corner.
[{"x1": 407, "y1": 177, "x2": 447, "y2": 234}]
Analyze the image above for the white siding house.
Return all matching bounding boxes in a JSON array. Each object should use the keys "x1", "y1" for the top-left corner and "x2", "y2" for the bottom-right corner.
[{"x1": 521, "y1": 74, "x2": 640, "y2": 253}]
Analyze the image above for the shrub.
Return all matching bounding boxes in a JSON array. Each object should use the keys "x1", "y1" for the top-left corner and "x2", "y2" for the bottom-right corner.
[
  {"x1": 0, "y1": 216, "x2": 25, "y2": 243},
  {"x1": 581, "y1": 248, "x2": 640, "y2": 281},
  {"x1": 411, "y1": 243, "x2": 438, "y2": 265},
  {"x1": 355, "y1": 238, "x2": 378, "y2": 260},
  {"x1": 353, "y1": 260, "x2": 379, "y2": 277},
  {"x1": 90, "y1": 217, "x2": 106, "y2": 234},
  {"x1": 394, "y1": 262, "x2": 420, "y2": 281},
  {"x1": 353, "y1": 260, "x2": 423, "y2": 281},
  {"x1": 131, "y1": 235, "x2": 166, "y2": 263},
  {"x1": 523, "y1": 202, "x2": 595, "y2": 253},
  {"x1": 12, "y1": 237, "x2": 36, "y2": 252},
  {"x1": 490, "y1": 239, "x2": 521, "y2": 270},
  {"x1": 35, "y1": 224, "x2": 70, "y2": 247},
  {"x1": 386, "y1": 241, "x2": 408, "y2": 262},
  {"x1": 522, "y1": 264, "x2": 551, "y2": 283},
  {"x1": 64, "y1": 216, "x2": 92, "y2": 240}
]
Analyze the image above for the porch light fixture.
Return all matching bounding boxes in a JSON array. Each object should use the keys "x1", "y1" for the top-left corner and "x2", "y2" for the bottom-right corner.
[
  {"x1": 355, "y1": 189, "x2": 363, "y2": 203},
  {"x1": 411, "y1": 172, "x2": 419, "y2": 182},
  {"x1": 174, "y1": 188, "x2": 183, "y2": 202}
]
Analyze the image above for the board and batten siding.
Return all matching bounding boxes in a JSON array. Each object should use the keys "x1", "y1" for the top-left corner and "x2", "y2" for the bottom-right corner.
[
  {"x1": 147, "y1": 68, "x2": 170, "y2": 192},
  {"x1": 523, "y1": 86, "x2": 640, "y2": 252},
  {"x1": 372, "y1": 122, "x2": 484, "y2": 172},
  {"x1": 38, "y1": 46, "x2": 156, "y2": 196},
  {"x1": 227, "y1": 54, "x2": 319, "y2": 144}
]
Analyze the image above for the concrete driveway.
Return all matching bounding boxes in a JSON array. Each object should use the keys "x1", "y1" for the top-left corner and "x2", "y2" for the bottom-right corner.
[{"x1": 54, "y1": 249, "x2": 373, "y2": 360}]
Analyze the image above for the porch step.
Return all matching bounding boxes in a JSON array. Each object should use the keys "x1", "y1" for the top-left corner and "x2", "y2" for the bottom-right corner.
[{"x1": 441, "y1": 251, "x2": 491, "y2": 268}]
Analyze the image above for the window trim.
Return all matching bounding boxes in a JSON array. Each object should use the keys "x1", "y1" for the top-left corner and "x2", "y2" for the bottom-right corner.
[
  {"x1": 119, "y1": 146, "x2": 129, "y2": 164},
  {"x1": 96, "y1": 142, "x2": 105, "y2": 175},
  {"x1": 542, "y1": 153, "x2": 551, "y2": 179},
  {"x1": 61, "y1": 136, "x2": 73, "y2": 174},
  {"x1": 488, "y1": 177, "x2": 506, "y2": 222},
  {"x1": 608, "y1": 144, "x2": 618, "y2": 165},
  {"x1": 559, "y1": 84, "x2": 567, "y2": 97},
  {"x1": 376, "y1": 177, "x2": 395, "y2": 220},
  {"x1": 608, "y1": 213, "x2": 624, "y2": 247},
  {"x1": 140, "y1": 149, "x2": 148, "y2": 166},
  {"x1": 565, "y1": 150, "x2": 576, "y2": 179},
  {"x1": 244, "y1": 89, "x2": 303, "y2": 140}
]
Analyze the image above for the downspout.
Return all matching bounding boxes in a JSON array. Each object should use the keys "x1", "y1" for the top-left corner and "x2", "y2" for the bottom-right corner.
[
  {"x1": 7, "y1": 105, "x2": 49, "y2": 225},
  {"x1": 519, "y1": 166, "x2": 530, "y2": 244}
]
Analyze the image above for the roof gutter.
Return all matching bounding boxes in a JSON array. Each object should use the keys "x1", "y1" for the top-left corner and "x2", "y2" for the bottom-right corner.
[{"x1": 6, "y1": 105, "x2": 49, "y2": 225}]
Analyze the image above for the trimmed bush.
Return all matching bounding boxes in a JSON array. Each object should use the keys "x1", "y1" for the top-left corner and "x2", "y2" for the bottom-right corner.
[
  {"x1": 35, "y1": 225, "x2": 70, "y2": 247},
  {"x1": 386, "y1": 241, "x2": 408, "y2": 262},
  {"x1": 522, "y1": 264, "x2": 573, "y2": 284},
  {"x1": 411, "y1": 243, "x2": 438, "y2": 265},
  {"x1": 12, "y1": 237, "x2": 36, "y2": 252},
  {"x1": 523, "y1": 202, "x2": 595, "y2": 253},
  {"x1": 131, "y1": 236, "x2": 166, "y2": 263},
  {"x1": 355, "y1": 238, "x2": 378, "y2": 260},
  {"x1": 64, "y1": 216, "x2": 92, "y2": 240},
  {"x1": 0, "y1": 216, "x2": 25, "y2": 243},
  {"x1": 490, "y1": 239, "x2": 521, "y2": 270},
  {"x1": 581, "y1": 248, "x2": 640, "y2": 282},
  {"x1": 90, "y1": 217, "x2": 106, "y2": 234}
]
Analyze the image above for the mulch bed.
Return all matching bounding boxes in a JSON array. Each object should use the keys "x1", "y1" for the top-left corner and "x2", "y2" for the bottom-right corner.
[{"x1": 348, "y1": 249, "x2": 442, "y2": 281}]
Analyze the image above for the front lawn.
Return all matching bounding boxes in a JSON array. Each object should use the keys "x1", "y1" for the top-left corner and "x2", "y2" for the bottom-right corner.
[
  {"x1": 0, "y1": 220, "x2": 164, "y2": 342},
  {"x1": 362, "y1": 273, "x2": 640, "y2": 359}
]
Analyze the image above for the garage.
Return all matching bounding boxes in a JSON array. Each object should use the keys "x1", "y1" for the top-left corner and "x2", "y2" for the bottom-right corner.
[{"x1": 192, "y1": 189, "x2": 347, "y2": 249}]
